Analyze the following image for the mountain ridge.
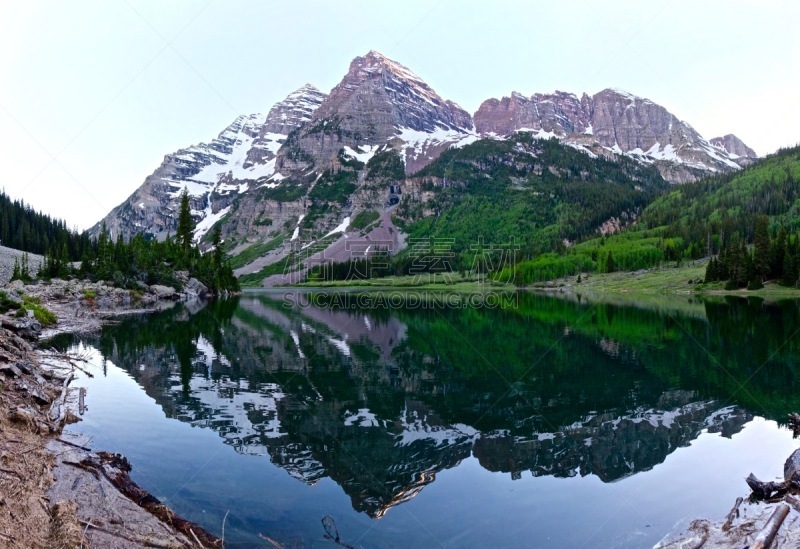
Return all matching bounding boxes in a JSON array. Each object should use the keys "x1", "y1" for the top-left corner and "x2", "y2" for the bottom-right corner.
[
  {"x1": 90, "y1": 50, "x2": 761, "y2": 286},
  {"x1": 474, "y1": 87, "x2": 754, "y2": 183}
]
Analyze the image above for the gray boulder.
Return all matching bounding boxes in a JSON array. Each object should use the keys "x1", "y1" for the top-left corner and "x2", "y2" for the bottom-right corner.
[
  {"x1": 149, "y1": 285, "x2": 177, "y2": 300},
  {"x1": 184, "y1": 278, "x2": 210, "y2": 298}
]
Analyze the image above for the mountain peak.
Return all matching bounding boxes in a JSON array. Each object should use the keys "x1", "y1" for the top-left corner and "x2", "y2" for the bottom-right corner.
[
  {"x1": 262, "y1": 84, "x2": 327, "y2": 135},
  {"x1": 710, "y1": 134, "x2": 757, "y2": 159},
  {"x1": 306, "y1": 50, "x2": 473, "y2": 141},
  {"x1": 602, "y1": 87, "x2": 637, "y2": 99},
  {"x1": 351, "y1": 50, "x2": 430, "y2": 90},
  {"x1": 293, "y1": 82, "x2": 322, "y2": 94}
]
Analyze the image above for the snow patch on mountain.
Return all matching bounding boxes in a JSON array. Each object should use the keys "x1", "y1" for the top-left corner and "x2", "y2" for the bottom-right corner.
[
  {"x1": 342, "y1": 145, "x2": 380, "y2": 164},
  {"x1": 324, "y1": 216, "x2": 350, "y2": 238},
  {"x1": 194, "y1": 205, "x2": 231, "y2": 243}
]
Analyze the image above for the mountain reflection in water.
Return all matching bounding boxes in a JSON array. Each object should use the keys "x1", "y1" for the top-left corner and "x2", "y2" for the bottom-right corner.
[{"x1": 63, "y1": 291, "x2": 800, "y2": 522}]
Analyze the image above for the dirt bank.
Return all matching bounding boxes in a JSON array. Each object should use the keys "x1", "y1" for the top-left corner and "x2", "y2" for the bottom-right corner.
[{"x1": 0, "y1": 278, "x2": 221, "y2": 548}]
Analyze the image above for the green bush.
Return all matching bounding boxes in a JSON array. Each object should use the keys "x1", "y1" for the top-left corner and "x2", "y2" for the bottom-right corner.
[
  {"x1": 13, "y1": 296, "x2": 57, "y2": 326},
  {"x1": 21, "y1": 295, "x2": 41, "y2": 306},
  {"x1": 30, "y1": 304, "x2": 57, "y2": 326},
  {"x1": 0, "y1": 291, "x2": 18, "y2": 314}
]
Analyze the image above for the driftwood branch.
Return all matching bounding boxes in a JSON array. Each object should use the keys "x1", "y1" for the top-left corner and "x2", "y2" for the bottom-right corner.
[
  {"x1": 43, "y1": 347, "x2": 94, "y2": 377},
  {"x1": 750, "y1": 503, "x2": 790, "y2": 549},
  {"x1": 722, "y1": 496, "x2": 743, "y2": 532},
  {"x1": 57, "y1": 437, "x2": 92, "y2": 452},
  {"x1": 78, "y1": 387, "x2": 86, "y2": 415},
  {"x1": 48, "y1": 372, "x2": 74, "y2": 427}
]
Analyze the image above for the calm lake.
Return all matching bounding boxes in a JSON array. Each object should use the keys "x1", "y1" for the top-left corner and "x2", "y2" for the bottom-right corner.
[{"x1": 52, "y1": 289, "x2": 800, "y2": 548}]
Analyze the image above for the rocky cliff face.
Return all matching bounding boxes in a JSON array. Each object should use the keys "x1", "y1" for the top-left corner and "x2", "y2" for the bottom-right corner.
[
  {"x1": 475, "y1": 88, "x2": 757, "y2": 183},
  {"x1": 244, "y1": 84, "x2": 327, "y2": 169}
]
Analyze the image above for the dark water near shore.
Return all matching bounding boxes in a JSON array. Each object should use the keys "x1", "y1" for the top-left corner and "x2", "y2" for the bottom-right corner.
[{"x1": 55, "y1": 290, "x2": 800, "y2": 548}]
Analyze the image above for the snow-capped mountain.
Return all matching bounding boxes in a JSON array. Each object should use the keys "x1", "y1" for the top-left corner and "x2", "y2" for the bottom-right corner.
[
  {"x1": 92, "y1": 51, "x2": 758, "y2": 283},
  {"x1": 90, "y1": 84, "x2": 326, "y2": 240},
  {"x1": 474, "y1": 88, "x2": 757, "y2": 183}
]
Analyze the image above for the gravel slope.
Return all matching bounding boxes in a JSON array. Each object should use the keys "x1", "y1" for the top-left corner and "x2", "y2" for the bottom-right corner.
[{"x1": 0, "y1": 245, "x2": 44, "y2": 286}]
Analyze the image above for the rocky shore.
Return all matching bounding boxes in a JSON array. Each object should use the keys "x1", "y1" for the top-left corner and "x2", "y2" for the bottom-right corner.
[{"x1": 0, "y1": 277, "x2": 221, "y2": 548}]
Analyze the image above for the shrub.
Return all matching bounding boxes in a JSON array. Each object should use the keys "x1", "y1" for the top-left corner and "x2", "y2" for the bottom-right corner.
[
  {"x1": 724, "y1": 279, "x2": 739, "y2": 291},
  {"x1": 747, "y1": 278, "x2": 764, "y2": 290},
  {"x1": 0, "y1": 291, "x2": 18, "y2": 314},
  {"x1": 30, "y1": 304, "x2": 57, "y2": 326}
]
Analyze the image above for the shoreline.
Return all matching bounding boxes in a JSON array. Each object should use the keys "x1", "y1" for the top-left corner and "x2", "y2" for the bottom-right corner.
[
  {"x1": 0, "y1": 278, "x2": 222, "y2": 548},
  {"x1": 526, "y1": 260, "x2": 800, "y2": 301},
  {"x1": 280, "y1": 261, "x2": 800, "y2": 302}
]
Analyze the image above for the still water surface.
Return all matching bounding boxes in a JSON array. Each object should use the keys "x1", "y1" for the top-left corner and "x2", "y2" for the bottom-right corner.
[{"x1": 53, "y1": 290, "x2": 800, "y2": 548}]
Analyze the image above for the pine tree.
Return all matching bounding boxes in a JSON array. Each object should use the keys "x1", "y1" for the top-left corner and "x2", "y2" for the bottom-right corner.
[
  {"x1": 771, "y1": 226, "x2": 788, "y2": 279},
  {"x1": 718, "y1": 241, "x2": 730, "y2": 280},
  {"x1": 606, "y1": 251, "x2": 615, "y2": 273},
  {"x1": 726, "y1": 235, "x2": 745, "y2": 288},
  {"x1": 212, "y1": 225, "x2": 223, "y2": 269},
  {"x1": 20, "y1": 253, "x2": 31, "y2": 282},
  {"x1": 704, "y1": 257, "x2": 718, "y2": 283},
  {"x1": 785, "y1": 245, "x2": 799, "y2": 287},
  {"x1": 176, "y1": 189, "x2": 194, "y2": 253},
  {"x1": 10, "y1": 258, "x2": 21, "y2": 282},
  {"x1": 753, "y1": 215, "x2": 771, "y2": 280}
]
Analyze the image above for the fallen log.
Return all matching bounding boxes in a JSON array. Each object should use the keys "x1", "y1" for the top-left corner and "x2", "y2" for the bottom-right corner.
[
  {"x1": 746, "y1": 448, "x2": 800, "y2": 501},
  {"x1": 746, "y1": 473, "x2": 788, "y2": 501},
  {"x1": 750, "y1": 503, "x2": 790, "y2": 549},
  {"x1": 58, "y1": 437, "x2": 91, "y2": 452}
]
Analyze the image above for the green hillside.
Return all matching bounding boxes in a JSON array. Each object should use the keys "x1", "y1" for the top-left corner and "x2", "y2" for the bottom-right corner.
[
  {"x1": 506, "y1": 145, "x2": 800, "y2": 286},
  {"x1": 397, "y1": 134, "x2": 668, "y2": 268}
]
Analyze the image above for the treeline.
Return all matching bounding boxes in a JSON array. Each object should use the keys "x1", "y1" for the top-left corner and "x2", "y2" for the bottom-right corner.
[
  {"x1": 0, "y1": 189, "x2": 90, "y2": 258},
  {"x1": 306, "y1": 250, "x2": 393, "y2": 281},
  {"x1": 305, "y1": 245, "x2": 514, "y2": 282},
  {"x1": 704, "y1": 215, "x2": 800, "y2": 289},
  {"x1": 13, "y1": 191, "x2": 239, "y2": 293}
]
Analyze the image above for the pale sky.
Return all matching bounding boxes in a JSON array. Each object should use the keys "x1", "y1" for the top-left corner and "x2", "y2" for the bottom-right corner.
[{"x1": 1, "y1": 0, "x2": 798, "y2": 231}]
